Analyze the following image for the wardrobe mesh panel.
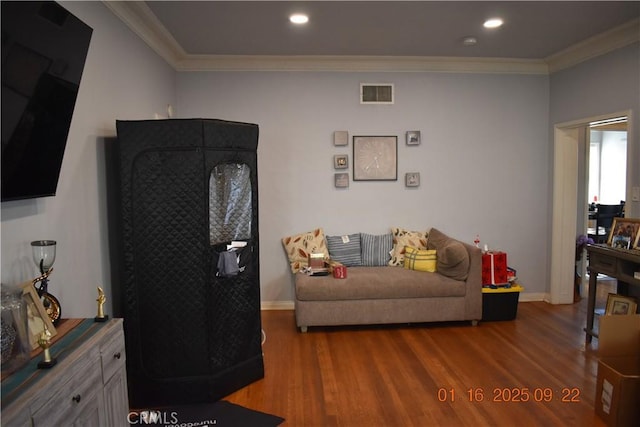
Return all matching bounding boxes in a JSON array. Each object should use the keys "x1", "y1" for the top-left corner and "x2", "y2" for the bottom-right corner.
[{"x1": 209, "y1": 163, "x2": 252, "y2": 244}]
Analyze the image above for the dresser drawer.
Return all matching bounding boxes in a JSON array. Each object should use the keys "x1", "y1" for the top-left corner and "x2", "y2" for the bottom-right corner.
[
  {"x1": 590, "y1": 253, "x2": 617, "y2": 275},
  {"x1": 31, "y1": 352, "x2": 102, "y2": 425},
  {"x1": 101, "y1": 329, "x2": 126, "y2": 382},
  {"x1": 2, "y1": 319, "x2": 128, "y2": 427}
]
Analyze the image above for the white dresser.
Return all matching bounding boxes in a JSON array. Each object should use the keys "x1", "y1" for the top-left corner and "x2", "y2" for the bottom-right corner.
[{"x1": 1, "y1": 318, "x2": 129, "y2": 426}]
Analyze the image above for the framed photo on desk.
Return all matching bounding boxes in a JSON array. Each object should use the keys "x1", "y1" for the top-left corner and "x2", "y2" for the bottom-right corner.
[
  {"x1": 607, "y1": 217, "x2": 640, "y2": 250},
  {"x1": 21, "y1": 281, "x2": 57, "y2": 350}
]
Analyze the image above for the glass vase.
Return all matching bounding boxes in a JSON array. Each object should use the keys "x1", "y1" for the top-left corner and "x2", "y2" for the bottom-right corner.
[{"x1": 1, "y1": 284, "x2": 31, "y2": 375}]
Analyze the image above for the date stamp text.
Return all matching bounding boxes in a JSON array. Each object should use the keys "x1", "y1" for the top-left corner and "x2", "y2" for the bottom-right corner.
[{"x1": 437, "y1": 387, "x2": 581, "y2": 403}]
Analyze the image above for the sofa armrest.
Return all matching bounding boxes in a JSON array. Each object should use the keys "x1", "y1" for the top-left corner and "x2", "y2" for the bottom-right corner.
[{"x1": 461, "y1": 241, "x2": 483, "y2": 320}]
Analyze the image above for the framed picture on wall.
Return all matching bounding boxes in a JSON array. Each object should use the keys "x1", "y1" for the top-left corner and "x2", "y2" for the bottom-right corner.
[
  {"x1": 334, "y1": 155, "x2": 348, "y2": 169},
  {"x1": 353, "y1": 136, "x2": 397, "y2": 181},
  {"x1": 405, "y1": 172, "x2": 420, "y2": 187},
  {"x1": 335, "y1": 173, "x2": 349, "y2": 188},
  {"x1": 333, "y1": 131, "x2": 349, "y2": 146},
  {"x1": 406, "y1": 131, "x2": 421, "y2": 146}
]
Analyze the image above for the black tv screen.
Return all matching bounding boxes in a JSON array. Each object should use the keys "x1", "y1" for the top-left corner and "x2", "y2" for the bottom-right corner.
[{"x1": 1, "y1": 1, "x2": 92, "y2": 201}]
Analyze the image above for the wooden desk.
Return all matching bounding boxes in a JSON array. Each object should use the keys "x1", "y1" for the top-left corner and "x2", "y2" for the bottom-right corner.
[{"x1": 585, "y1": 244, "x2": 640, "y2": 343}]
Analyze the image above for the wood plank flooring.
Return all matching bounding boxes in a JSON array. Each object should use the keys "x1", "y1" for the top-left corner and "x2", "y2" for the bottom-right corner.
[{"x1": 226, "y1": 285, "x2": 615, "y2": 426}]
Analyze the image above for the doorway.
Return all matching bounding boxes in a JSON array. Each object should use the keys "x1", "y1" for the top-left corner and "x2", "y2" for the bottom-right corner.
[
  {"x1": 550, "y1": 110, "x2": 632, "y2": 304},
  {"x1": 587, "y1": 117, "x2": 628, "y2": 206}
]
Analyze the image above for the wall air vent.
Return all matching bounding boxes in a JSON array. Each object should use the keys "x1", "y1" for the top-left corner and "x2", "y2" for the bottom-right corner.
[{"x1": 360, "y1": 83, "x2": 394, "y2": 104}]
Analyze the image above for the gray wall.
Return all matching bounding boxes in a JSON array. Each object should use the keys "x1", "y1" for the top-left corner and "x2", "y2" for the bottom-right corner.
[
  {"x1": 550, "y1": 42, "x2": 640, "y2": 219},
  {"x1": 1, "y1": 2, "x2": 637, "y2": 315},
  {"x1": 177, "y1": 71, "x2": 550, "y2": 302},
  {"x1": 1, "y1": 1, "x2": 176, "y2": 317}
]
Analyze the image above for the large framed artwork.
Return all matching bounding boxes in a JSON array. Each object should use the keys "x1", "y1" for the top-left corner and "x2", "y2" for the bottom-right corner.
[{"x1": 352, "y1": 136, "x2": 397, "y2": 181}]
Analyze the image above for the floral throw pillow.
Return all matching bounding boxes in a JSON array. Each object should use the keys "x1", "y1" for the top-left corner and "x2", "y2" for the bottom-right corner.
[
  {"x1": 388, "y1": 227, "x2": 429, "y2": 266},
  {"x1": 282, "y1": 228, "x2": 327, "y2": 273}
]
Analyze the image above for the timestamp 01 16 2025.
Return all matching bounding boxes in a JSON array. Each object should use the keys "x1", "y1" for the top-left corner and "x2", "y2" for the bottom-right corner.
[{"x1": 437, "y1": 387, "x2": 581, "y2": 403}]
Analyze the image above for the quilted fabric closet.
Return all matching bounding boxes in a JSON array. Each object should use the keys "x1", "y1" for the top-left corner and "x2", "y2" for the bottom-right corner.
[{"x1": 112, "y1": 119, "x2": 263, "y2": 407}]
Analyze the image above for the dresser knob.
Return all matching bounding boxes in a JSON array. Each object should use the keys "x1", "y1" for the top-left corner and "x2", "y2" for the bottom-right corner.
[
  {"x1": 113, "y1": 352, "x2": 121, "y2": 359},
  {"x1": 72, "y1": 394, "x2": 81, "y2": 403}
]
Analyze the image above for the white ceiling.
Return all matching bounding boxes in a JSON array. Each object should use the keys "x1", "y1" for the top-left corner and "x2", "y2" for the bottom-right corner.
[{"x1": 106, "y1": 1, "x2": 640, "y2": 72}]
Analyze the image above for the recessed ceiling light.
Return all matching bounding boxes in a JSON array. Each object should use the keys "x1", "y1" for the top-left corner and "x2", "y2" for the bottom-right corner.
[
  {"x1": 462, "y1": 36, "x2": 477, "y2": 46},
  {"x1": 290, "y1": 14, "x2": 309, "y2": 24},
  {"x1": 483, "y1": 18, "x2": 503, "y2": 29}
]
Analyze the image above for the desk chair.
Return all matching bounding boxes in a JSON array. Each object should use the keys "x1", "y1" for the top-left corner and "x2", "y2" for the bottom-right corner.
[{"x1": 587, "y1": 204, "x2": 624, "y2": 243}]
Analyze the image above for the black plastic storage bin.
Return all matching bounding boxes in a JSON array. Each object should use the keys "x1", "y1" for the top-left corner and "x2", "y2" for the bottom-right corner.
[{"x1": 481, "y1": 285, "x2": 523, "y2": 321}]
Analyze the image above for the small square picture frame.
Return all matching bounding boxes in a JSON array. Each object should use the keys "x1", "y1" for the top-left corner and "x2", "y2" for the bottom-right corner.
[
  {"x1": 405, "y1": 172, "x2": 420, "y2": 187},
  {"x1": 335, "y1": 173, "x2": 349, "y2": 188},
  {"x1": 334, "y1": 131, "x2": 349, "y2": 146},
  {"x1": 334, "y1": 154, "x2": 348, "y2": 169},
  {"x1": 406, "y1": 131, "x2": 421, "y2": 146},
  {"x1": 605, "y1": 293, "x2": 638, "y2": 315}
]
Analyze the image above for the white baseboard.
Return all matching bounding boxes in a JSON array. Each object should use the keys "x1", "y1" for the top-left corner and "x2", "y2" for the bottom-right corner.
[
  {"x1": 261, "y1": 301, "x2": 295, "y2": 310},
  {"x1": 519, "y1": 292, "x2": 547, "y2": 302}
]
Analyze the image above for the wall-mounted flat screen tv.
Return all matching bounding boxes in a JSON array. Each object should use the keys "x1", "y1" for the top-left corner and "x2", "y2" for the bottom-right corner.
[{"x1": 1, "y1": 1, "x2": 92, "y2": 202}]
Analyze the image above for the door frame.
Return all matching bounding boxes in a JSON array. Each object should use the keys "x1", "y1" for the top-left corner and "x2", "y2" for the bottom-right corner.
[{"x1": 550, "y1": 110, "x2": 631, "y2": 304}]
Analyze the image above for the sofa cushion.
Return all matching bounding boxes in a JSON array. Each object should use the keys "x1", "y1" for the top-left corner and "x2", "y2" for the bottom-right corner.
[
  {"x1": 427, "y1": 228, "x2": 470, "y2": 281},
  {"x1": 389, "y1": 227, "x2": 428, "y2": 266},
  {"x1": 295, "y1": 266, "x2": 466, "y2": 301},
  {"x1": 326, "y1": 233, "x2": 362, "y2": 266},
  {"x1": 361, "y1": 232, "x2": 393, "y2": 266},
  {"x1": 403, "y1": 247, "x2": 437, "y2": 272},
  {"x1": 282, "y1": 228, "x2": 327, "y2": 273}
]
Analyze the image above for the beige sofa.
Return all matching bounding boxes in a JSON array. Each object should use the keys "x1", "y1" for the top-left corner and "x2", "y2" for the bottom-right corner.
[{"x1": 292, "y1": 230, "x2": 482, "y2": 332}]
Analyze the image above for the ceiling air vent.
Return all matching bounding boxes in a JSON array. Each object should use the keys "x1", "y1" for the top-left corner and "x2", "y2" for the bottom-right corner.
[{"x1": 360, "y1": 83, "x2": 394, "y2": 104}]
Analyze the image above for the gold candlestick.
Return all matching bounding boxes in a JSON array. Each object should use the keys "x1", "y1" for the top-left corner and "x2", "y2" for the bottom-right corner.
[{"x1": 95, "y1": 286, "x2": 108, "y2": 322}]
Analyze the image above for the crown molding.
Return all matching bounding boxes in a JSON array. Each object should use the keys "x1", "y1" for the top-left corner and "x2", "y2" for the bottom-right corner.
[
  {"x1": 175, "y1": 55, "x2": 548, "y2": 74},
  {"x1": 546, "y1": 18, "x2": 640, "y2": 74},
  {"x1": 103, "y1": 1, "x2": 637, "y2": 75},
  {"x1": 102, "y1": 0, "x2": 185, "y2": 66}
]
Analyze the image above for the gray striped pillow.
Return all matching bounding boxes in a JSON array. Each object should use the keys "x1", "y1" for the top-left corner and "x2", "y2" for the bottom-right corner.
[
  {"x1": 361, "y1": 233, "x2": 393, "y2": 266},
  {"x1": 326, "y1": 233, "x2": 362, "y2": 266}
]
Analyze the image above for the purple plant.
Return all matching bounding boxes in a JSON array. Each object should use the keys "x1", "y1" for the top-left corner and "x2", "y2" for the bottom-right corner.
[
  {"x1": 575, "y1": 235, "x2": 594, "y2": 261},
  {"x1": 576, "y1": 235, "x2": 594, "y2": 247}
]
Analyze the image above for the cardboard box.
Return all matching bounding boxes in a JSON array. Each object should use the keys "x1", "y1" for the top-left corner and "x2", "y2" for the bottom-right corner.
[
  {"x1": 595, "y1": 315, "x2": 640, "y2": 426},
  {"x1": 481, "y1": 285, "x2": 523, "y2": 321},
  {"x1": 481, "y1": 251, "x2": 508, "y2": 285}
]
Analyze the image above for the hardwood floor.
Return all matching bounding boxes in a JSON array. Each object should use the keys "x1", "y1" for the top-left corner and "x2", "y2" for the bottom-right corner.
[{"x1": 226, "y1": 284, "x2": 616, "y2": 426}]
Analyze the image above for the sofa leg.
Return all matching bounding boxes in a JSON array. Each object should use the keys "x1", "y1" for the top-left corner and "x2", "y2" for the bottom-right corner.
[
  {"x1": 471, "y1": 319, "x2": 479, "y2": 326},
  {"x1": 300, "y1": 326, "x2": 308, "y2": 333}
]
